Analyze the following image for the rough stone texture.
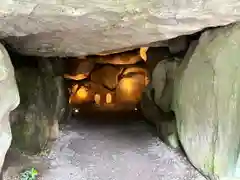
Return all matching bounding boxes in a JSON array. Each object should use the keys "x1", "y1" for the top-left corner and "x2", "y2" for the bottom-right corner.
[
  {"x1": 0, "y1": 0, "x2": 239, "y2": 56},
  {"x1": 10, "y1": 58, "x2": 68, "y2": 154},
  {"x1": 152, "y1": 60, "x2": 179, "y2": 112},
  {"x1": 140, "y1": 83, "x2": 176, "y2": 147},
  {"x1": 116, "y1": 74, "x2": 145, "y2": 104},
  {"x1": 172, "y1": 23, "x2": 240, "y2": 180},
  {"x1": 168, "y1": 36, "x2": 188, "y2": 54},
  {"x1": 3, "y1": 116, "x2": 206, "y2": 180},
  {"x1": 0, "y1": 43, "x2": 20, "y2": 173},
  {"x1": 144, "y1": 47, "x2": 172, "y2": 80}
]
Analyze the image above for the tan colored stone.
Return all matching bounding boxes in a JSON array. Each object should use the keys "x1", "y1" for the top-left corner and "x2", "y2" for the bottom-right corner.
[
  {"x1": 116, "y1": 74, "x2": 145, "y2": 104},
  {"x1": 122, "y1": 67, "x2": 147, "y2": 77},
  {"x1": 90, "y1": 65, "x2": 122, "y2": 90}
]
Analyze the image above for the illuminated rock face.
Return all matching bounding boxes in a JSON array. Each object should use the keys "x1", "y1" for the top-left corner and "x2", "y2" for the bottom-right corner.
[
  {"x1": 68, "y1": 64, "x2": 148, "y2": 110},
  {"x1": 66, "y1": 50, "x2": 149, "y2": 110}
]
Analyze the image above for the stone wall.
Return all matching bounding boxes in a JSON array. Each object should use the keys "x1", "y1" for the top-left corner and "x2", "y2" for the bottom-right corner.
[{"x1": 0, "y1": 43, "x2": 20, "y2": 173}]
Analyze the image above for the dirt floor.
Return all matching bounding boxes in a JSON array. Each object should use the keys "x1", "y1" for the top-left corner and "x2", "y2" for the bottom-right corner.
[{"x1": 2, "y1": 112, "x2": 205, "y2": 180}]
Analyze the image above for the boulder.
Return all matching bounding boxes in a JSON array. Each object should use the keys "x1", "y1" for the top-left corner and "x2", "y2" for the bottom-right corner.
[
  {"x1": 140, "y1": 84, "x2": 177, "y2": 147},
  {"x1": 1, "y1": 1, "x2": 240, "y2": 56},
  {"x1": 0, "y1": 43, "x2": 20, "y2": 174},
  {"x1": 172, "y1": 23, "x2": 240, "y2": 180},
  {"x1": 10, "y1": 58, "x2": 69, "y2": 155},
  {"x1": 116, "y1": 74, "x2": 145, "y2": 104},
  {"x1": 152, "y1": 60, "x2": 179, "y2": 112}
]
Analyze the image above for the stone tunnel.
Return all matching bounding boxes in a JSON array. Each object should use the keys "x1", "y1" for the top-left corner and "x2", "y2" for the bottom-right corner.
[{"x1": 1, "y1": 1, "x2": 240, "y2": 180}]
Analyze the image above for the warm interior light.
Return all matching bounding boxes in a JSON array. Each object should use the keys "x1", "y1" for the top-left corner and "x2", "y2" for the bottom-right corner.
[
  {"x1": 106, "y1": 93, "x2": 112, "y2": 104},
  {"x1": 121, "y1": 78, "x2": 134, "y2": 95},
  {"x1": 76, "y1": 86, "x2": 88, "y2": 100},
  {"x1": 94, "y1": 94, "x2": 101, "y2": 105},
  {"x1": 140, "y1": 47, "x2": 149, "y2": 61}
]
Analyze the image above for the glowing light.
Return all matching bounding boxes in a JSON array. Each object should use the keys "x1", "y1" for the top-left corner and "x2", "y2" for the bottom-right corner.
[
  {"x1": 121, "y1": 78, "x2": 134, "y2": 94},
  {"x1": 106, "y1": 93, "x2": 112, "y2": 104},
  {"x1": 94, "y1": 94, "x2": 101, "y2": 105},
  {"x1": 76, "y1": 86, "x2": 88, "y2": 100},
  {"x1": 74, "y1": 109, "x2": 79, "y2": 113}
]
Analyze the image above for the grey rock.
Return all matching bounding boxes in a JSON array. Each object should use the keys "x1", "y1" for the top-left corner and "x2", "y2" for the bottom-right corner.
[
  {"x1": 10, "y1": 58, "x2": 69, "y2": 154},
  {"x1": 152, "y1": 60, "x2": 179, "y2": 112},
  {"x1": 0, "y1": 0, "x2": 239, "y2": 56},
  {"x1": 168, "y1": 36, "x2": 188, "y2": 54},
  {"x1": 0, "y1": 43, "x2": 20, "y2": 173},
  {"x1": 172, "y1": 23, "x2": 240, "y2": 179}
]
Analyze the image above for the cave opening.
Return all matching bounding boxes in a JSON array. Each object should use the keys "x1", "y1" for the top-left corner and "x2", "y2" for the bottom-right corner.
[
  {"x1": 3, "y1": 32, "x2": 202, "y2": 141},
  {"x1": 1, "y1": 31, "x2": 203, "y2": 179}
]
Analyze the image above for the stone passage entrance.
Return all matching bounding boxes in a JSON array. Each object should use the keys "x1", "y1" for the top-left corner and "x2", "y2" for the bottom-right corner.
[{"x1": 4, "y1": 21, "x2": 240, "y2": 180}]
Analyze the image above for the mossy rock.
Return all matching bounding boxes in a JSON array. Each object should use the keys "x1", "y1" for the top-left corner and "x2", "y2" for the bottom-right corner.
[{"x1": 10, "y1": 59, "x2": 68, "y2": 154}]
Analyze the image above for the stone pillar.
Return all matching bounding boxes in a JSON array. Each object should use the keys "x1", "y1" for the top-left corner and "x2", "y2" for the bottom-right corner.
[
  {"x1": 0, "y1": 43, "x2": 20, "y2": 172},
  {"x1": 172, "y1": 23, "x2": 240, "y2": 180}
]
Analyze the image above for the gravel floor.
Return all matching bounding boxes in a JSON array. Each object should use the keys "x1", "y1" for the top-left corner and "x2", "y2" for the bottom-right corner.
[{"x1": 3, "y1": 112, "x2": 205, "y2": 180}]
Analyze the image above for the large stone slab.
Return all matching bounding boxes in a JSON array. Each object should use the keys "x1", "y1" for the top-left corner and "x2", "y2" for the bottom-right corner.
[
  {"x1": 0, "y1": 43, "x2": 20, "y2": 173},
  {"x1": 0, "y1": 0, "x2": 240, "y2": 56},
  {"x1": 10, "y1": 58, "x2": 69, "y2": 155},
  {"x1": 172, "y1": 23, "x2": 240, "y2": 180}
]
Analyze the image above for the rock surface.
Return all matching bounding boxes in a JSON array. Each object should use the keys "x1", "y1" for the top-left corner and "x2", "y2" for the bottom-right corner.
[
  {"x1": 10, "y1": 58, "x2": 68, "y2": 154},
  {"x1": 0, "y1": 0, "x2": 240, "y2": 56},
  {"x1": 0, "y1": 43, "x2": 20, "y2": 173},
  {"x1": 172, "y1": 23, "x2": 240, "y2": 179},
  {"x1": 152, "y1": 60, "x2": 179, "y2": 112}
]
